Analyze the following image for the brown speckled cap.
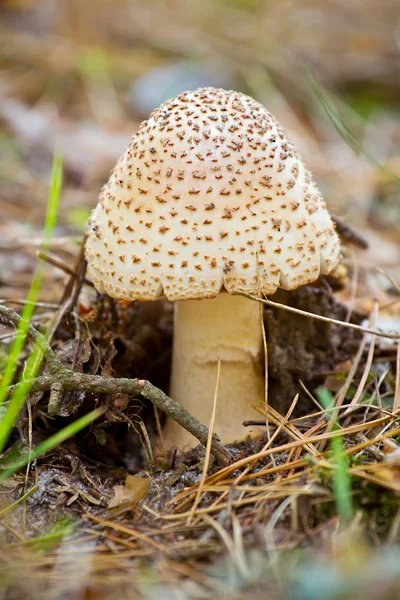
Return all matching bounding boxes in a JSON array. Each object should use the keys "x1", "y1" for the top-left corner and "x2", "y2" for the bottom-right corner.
[{"x1": 85, "y1": 87, "x2": 340, "y2": 301}]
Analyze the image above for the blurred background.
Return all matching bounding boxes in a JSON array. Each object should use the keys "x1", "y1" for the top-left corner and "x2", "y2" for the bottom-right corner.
[
  {"x1": 0, "y1": 0, "x2": 399, "y2": 305},
  {"x1": 0, "y1": 4, "x2": 400, "y2": 597}
]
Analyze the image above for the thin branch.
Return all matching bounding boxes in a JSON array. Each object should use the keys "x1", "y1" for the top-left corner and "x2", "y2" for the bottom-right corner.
[
  {"x1": 0, "y1": 304, "x2": 233, "y2": 467},
  {"x1": 331, "y1": 214, "x2": 369, "y2": 249},
  {"x1": 0, "y1": 305, "x2": 62, "y2": 375},
  {"x1": 46, "y1": 234, "x2": 90, "y2": 344},
  {"x1": 60, "y1": 234, "x2": 88, "y2": 306},
  {"x1": 37, "y1": 249, "x2": 93, "y2": 287},
  {"x1": 237, "y1": 292, "x2": 400, "y2": 341}
]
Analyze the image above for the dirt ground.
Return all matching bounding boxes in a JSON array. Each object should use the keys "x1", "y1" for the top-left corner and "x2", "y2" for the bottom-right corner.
[{"x1": 0, "y1": 1, "x2": 400, "y2": 599}]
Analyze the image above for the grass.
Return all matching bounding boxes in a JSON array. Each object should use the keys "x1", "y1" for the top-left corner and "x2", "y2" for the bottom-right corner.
[
  {"x1": 8, "y1": 517, "x2": 76, "y2": 550},
  {"x1": 0, "y1": 406, "x2": 106, "y2": 481},
  {"x1": 317, "y1": 387, "x2": 353, "y2": 524},
  {"x1": 309, "y1": 70, "x2": 400, "y2": 189},
  {"x1": 0, "y1": 151, "x2": 63, "y2": 456},
  {"x1": 0, "y1": 151, "x2": 62, "y2": 410},
  {"x1": 0, "y1": 2, "x2": 399, "y2": 597},
  {"x1": 0, "y1": 151, "x2": 106, "y2": 478}
]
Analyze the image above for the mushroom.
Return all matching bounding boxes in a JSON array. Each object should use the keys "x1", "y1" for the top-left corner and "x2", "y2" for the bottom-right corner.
[{"x1": 85, "y1": 88, "x2": 340, "y2": 449}]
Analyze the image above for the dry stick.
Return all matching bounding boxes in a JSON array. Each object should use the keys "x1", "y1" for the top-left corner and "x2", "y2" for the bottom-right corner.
[
  {"x1": 318, "y1": 334, "x2": 368, "y2": 453},
  {"x1": 255, "y1": 400, "x2": 320, "y2": 457},
  {"x1": 349, "y1": 469, "x2": 400, "y2": 494},
  {"x1": 159, "y1": 412, "x2": 397, "y2": 520},
  {"x1": 84, "y1": 514, "x2": 166, "y2": 552},
  {"x1": 345, "y1": 247, "x2": 359, "y2": 323},
  {"x1": 0, "y1": 305, "x2": 233, "y2": 467},
  {"x1": 194, "y1": 412, "x2": 396, "y2": 493},
  {"x1": 153, "y1": 405, "x2": 166, "y2": 451},
  {"x1": 344, "y1": 299, "x2": 379, "y2": 415},
  {"x1": 182, "y1": 393, "x2": 287, "y2": 520},
  {"x1": 174, "y1": 394, "x2": 303, "y2": 517},
  {"x1": 0, "y1": 300, "x2": 60, "y2": 309},
  {"x1": 289, "y1": 402, "x2": 384, "y2": 425},
  {"x1": 203, "y1": 513, "x2": 249, "y2": 579},
  {"x1": 241, "y1": 458, "x2": 307, "y2": 483},
  {"x1": 330, "y1": 214, "x2": 369, "y2": 249},
  {"x1": 237, "y1": 292, "x2": 400, "y2": 341},
  {"x1": 37, "y1": 250, "x2": 93, "y2": 287},
  {"x1": 61, "y1": 234, "x2": 91, "y2": 308},
  {"x1": 394, "y1": 342, "x2": 400, "y2": 412},
  {"x1": 0, "y1": 305, "x2": 61, "y2": 374},
  {"x1": 250, "y1": 271, "x2": 384, "y2": 468},
  {"x1": 21, "y1": 240, "x2": 90, "y2": 474},
  {"x1": 47, "y1": 234, "x2": 89, "y2": 345},
  {"x1": 376, "y1": 267, "x2": 400, "y2": 295},
  {"x1": 188, "y1": 358, "x2": 221, "y2": 524},
  {"x1": 334, "y1": 337, "x2": 368, "y2": 412},
  {"x1": 299, "y1": 379, "x2": 323, "y2": 411},
  {"x1": 148, "y1": 486, "x2": 327, "y2": 522},
  {"x1": 260, "y1": 298, "x2": 271, "y2": 458}
]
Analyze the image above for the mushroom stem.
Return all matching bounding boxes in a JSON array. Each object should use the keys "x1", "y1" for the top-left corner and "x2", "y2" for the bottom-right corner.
[{"x1": 164, "y1": 293, "x2": 264, "y2": 449}]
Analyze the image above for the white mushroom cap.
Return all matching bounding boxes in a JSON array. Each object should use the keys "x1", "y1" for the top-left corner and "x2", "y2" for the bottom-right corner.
[{"x1": 85, "y1": 88, "x2": 340, "y2": 302}]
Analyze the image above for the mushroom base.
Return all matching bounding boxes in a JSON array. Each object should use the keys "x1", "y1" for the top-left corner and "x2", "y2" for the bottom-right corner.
[{"x1": 162, "y1": 293, "x2": 265, "y2": 450}]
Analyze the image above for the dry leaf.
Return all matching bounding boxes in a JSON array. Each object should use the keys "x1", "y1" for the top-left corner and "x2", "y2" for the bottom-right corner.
[
  {"x1": 108, "y1": 475, "x2": 150, "y2": 508},
  {"x1": 324, "y1": 360, "x2": 352, "y2": 392},
  {"x1": 382, "y1": 439, "x2": 400, "y2": 464},
  {"x1": 366, "y1": 440, "x2": 400, "y2": 494}
]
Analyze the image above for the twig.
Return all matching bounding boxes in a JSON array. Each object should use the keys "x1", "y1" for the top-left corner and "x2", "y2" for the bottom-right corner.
[
  {"x1": 344, "y1": 299, "x2": 379, "y2": 414},
  {"x1": 0, "y1": 304, "x2": 233, "y2": 467},
  {"x1": 237, "y1": 292, "x2": 400, "y2": 341},
  {"x1": 0, "y1": 300, "x2": 60, "y2": 309},
  {"x1": 188, "y1": 358, "x2": 221, "y2": 525},
  {"x1": 0, "y1": 305, "x2": 61, "y2": 374},
  {"x1": 46, "y1": 234, "x2": 90, "y2": 344},
  {"x1": 60, "y1": 234, "x2": 89, "y2": 307},
  {"x1": 47, "y1": 381, "x2": 63, "y2": 416},
  {"x1": 37, "y1": 250, "x2": 93, "y2": 287},
  {"x1": 331, "y1": 214, "x2": 369, "y2": 249},
  {"x1": 394, "y1": 342, "x2": 400, "y2": 412}
]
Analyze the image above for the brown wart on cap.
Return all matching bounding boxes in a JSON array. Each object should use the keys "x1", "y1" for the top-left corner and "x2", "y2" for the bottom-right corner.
[{"x1": 85, "y1": 87, "x2": 340, "y2": 449}]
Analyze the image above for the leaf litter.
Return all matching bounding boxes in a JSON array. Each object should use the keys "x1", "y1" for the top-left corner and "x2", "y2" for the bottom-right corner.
[{"x1": 1, "y1": 1, "x2": 400, "y2": 598}]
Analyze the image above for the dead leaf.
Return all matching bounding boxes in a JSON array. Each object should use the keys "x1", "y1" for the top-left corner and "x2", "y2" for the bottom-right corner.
[
  {"x1": 382, "y1": 439, "x2": 400, "y2": 464},
  {"x1": 324, "y1": 360, "x2": 352, "y2": 392},
  {"x1": 108, "y1": 475, "x2": 150, "y2": 508},
  {"x1": 362, "y1": 440, "x2": 400, "y2": 495}
]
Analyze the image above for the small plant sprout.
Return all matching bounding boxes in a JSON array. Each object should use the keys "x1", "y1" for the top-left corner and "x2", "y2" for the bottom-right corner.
[{"x1": 318, "y1": 386, "x2": 353, "y2": 524}]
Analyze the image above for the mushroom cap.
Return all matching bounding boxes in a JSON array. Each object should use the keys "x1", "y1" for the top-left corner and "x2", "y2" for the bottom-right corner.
[{"x1": 85, "y1": 87, "x2": 340, "y2": 302}]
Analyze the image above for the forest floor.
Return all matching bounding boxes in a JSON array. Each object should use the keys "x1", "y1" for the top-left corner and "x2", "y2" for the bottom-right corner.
[{"x1": 0, "y1": 1, "x2": 400, "y2": 598}]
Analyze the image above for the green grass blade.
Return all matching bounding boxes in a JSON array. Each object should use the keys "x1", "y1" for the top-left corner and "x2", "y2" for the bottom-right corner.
[
  {"x1": 0, "y1": 372, "x2": 41, "y2": 453},
  {"x1": 0, "y1": 151, "x2": 63, "y2": 452},
  {"x1": 0, "y1": 151, "x2": 63, "y2": 404},
  {"x1": 8, "y1": 517, "x2": 76, "y2": 550},
  {"x1": 0, "y1": 406, "x2": 106, "y2": 481},
  {"x1": 308, "y1": 71, "x2": 400, "y2": 189},
  {"x1": 318, "y1": 387, "x2": 353, "y2": 524},
  {"x1": 0, "y1": 484, "x2": 37, "y2": 517}
]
